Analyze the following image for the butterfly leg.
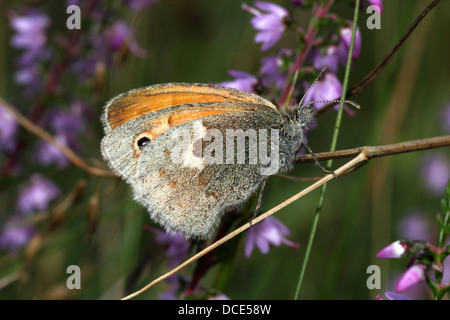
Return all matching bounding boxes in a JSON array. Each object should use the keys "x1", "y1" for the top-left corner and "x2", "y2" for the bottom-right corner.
[{"x1": 302, "y1": 142, "x2": 338, "y2": 178}]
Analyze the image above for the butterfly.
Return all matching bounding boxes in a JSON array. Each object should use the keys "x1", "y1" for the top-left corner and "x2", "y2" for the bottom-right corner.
[{"x1": 101, "y1": 69, "x2": 357, "y2": 239}]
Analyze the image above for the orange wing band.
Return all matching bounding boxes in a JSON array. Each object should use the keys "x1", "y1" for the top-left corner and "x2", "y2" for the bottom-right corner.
[{"x1": 105, "y1": 83, "x2": 277, "y2": 129}]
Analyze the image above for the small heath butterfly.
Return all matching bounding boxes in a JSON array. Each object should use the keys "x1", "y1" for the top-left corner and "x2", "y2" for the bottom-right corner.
[{"x1": 101, "y1": 82, "x2": 320, "y2": 239}]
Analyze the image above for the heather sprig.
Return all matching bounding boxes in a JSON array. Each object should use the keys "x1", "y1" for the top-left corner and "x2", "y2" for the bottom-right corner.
[
  {"x1": 0, "y1": 0, "x2": 152, "y2": 253},
  {"x1": 377, "y1": 180, "x2": 450, "y2": 300}
]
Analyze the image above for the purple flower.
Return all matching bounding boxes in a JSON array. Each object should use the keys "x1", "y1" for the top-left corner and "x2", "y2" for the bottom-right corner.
[
  {"x1": 395, "y1": 264, "x2": 427, "y2": 292},
  {"x1": 367, "y1": 0, "x2": 383, "y2": 12},
  {"x1": 16, "y1": 174, "x2": 61, "y2": 215},
  {"x1": 260, "y1": 49, "x2": 292, "y2": 89},
  {"x1": 34, "y1": 133, "x2": 77, "y2": 168},
  {"x1": 10, "y1": 10, "x2": 49, "y2": 51},
  {"x1": 209, "y1": 293, "x2": 231, "y2": 300},
  {"x1": 338, "y1": 24, "x2": 362, "y2": 62},
  {"x1": 69, "y1": 58, "x2": 97, "y2": 83},
  {"x1": 242, "y1": 2, "x2": 289, "y2": 51},
  {"x1": 0, "y1": 217, "x2": 35, "y2": 252},
  {"x1": 377, "y1": 240, "x2": 409, "y2": 259},
  {"x1": 303, "y1": 72, "x2": 353, "y2": 114},
  {"x1": 9, "y1": 10, "x2": 51, "y2": 95},
  {"x1": 12, "y1": 65, "x2": 40, "y2": 88},
  {"x1": 158, "y1": 275, "x2": 180, "y2": 300},
  {"x1": 376, "y1": 291, "x2": 412, "y2": 300},
  {"x1": 421, "y1": 154, "x2": 450, "y2": 195},
  {"x1": 103, "y1": 21, "x2": 146, "y2": 58},
  {"x1": 310, "y1": 46, "x2": 340, "y2": 73},
  {"x1": 155, "y1": 231, "x2": 191, "y2": 268},
  {"x1": 245, "y1": 216, "x2": 297, "y2": 258},
  {"x1": 0, "y1": 105, "x2": 19, "y2": 152},
  {"x1": 33, "y1": 105, "x2": 87, "y2": 168},
  {"x1": 126, "y1": 0, "x2": 156, "y2": 11},
  {"x1": 45, "y1": 108, "x2": 85, "y2": 135},
  {"x1": 219, "y1": 70, "x2": 259, "y2": 93},
  {"x1": 71, "y1": 100, "x2": 94, "y2": 119},
  {"x1": 70, "y1": 17, "x2": 148, "y2": 83},
  {"x1": 442, "y1": 255, "x2": 450, "y2": 284}
]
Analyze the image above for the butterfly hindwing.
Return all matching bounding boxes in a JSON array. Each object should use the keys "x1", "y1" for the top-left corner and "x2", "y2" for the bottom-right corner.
[{"x1": 133, "y1": 107, "x2": 283, "y2": 238}]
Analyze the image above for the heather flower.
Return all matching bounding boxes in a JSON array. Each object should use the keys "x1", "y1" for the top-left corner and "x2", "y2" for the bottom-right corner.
[
  {"x1": 421, "y1": 154, "x2": 450, "y2": 195},
  {"x1": 13, "y1": 65, "x2": 40, "y2": 87},
  {"x1": 9, "y1": 10, "x2": 51, "y2": 95},
  {"x1": 34, "y1": 134, "x2": 77, "y2": 168},
  {"x1": 337, "y1": 24, "x2": 362, "y2": 65},
  {"x1": 260, "y1": 49, "x2": 292, "y2": 89},
  {"x1": 68, "y1": 56, "x2": 94, "y2": 83},
  {"x1": 103, "y1": 21, "x2": 146, "y2": 58},
  {"x1": 70, "y1": 100, "x2": 94, "y2": 119},
  {"x1": 10, "y1": 10, "x2": 49, "y2": 51},
  {"x1": 0, "y1": 217, "x2": 35, "y2": 252},
  {"x1": 0, "y1": 105, "x2": 19, "y2": 152},
  {"x1": 245, "y1": 216, "x2": 297, "y2": 258},
  {"x1": 33, "y1": 105, "x2": 86, "y2": 168},
  {"x1": 67, "y1": 0, "x2": 81, "y2": 5},
  {"x1": 155, "y1": 231, "x2": 191, "y2": 268},
  {"x1": 442, "y1": 255, "x2": 450, "y2": 284},
  {"x1": 209, "y1": 293, "x2": 231, "y2": 300},
  {"x1": 310, "y1": 46, "x2": 340, "y2": 73},
  {"x1": 46, "y1": 108, "x2": 85, "y2": 135},
  {"x1": 395, "y1": 264, "x2": 427, "y2": 292},
  {"x1": 303, "y1": 72, "x2": 351, "y2": 114},
  {"x1": 16, "y1": 175, "x2": 61, "y2": 215},
  {"x1": 70, "y1": 18, "x2": 147, "y2": 83},
  {"x1": 159, "y1": 275, "x2": 180, "y2": 300},
  {"x1": 367, "y1": 0, "x2": 383, "y2": 12},
  {"x1": 376, "y1": 240, "x2": 409, "y2": 259},
  {"x1": 242, "y1": 2, "x2": 289, "y2": 51},
  {"x1": 219, "y1": 70, "x2": 259, "y2": 93}
]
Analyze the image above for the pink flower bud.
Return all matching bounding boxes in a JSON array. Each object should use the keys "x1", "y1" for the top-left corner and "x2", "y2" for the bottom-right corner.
[
  {"x1": 376, "y1": 240, "x2": 409, "y2": 258},
  {"x1": 395, "y1": 264, "x2": 427, "y2": 292}
]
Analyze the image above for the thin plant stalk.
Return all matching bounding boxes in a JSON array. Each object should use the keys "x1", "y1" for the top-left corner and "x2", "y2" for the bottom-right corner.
[{"x1": 293, "y1": 0, "x2": 361, "y2": 300}]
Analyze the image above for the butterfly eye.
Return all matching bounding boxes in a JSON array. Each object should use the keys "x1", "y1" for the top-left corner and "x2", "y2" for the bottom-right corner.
[{"x1": 137, "y1": 136, "x2": 151, "y2": 150}]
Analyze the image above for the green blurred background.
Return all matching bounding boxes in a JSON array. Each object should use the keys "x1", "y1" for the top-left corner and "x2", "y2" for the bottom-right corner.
[{"x1": 0, "y1": 0, "x2": 449, "y2": 299}]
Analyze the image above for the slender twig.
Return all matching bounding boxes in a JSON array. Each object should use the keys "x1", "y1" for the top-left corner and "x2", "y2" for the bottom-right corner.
[
  {"x1": 295, "y1": 135, "x2": 450, "y2": 163},
  {"x1": 277, "y1": 136, "x2": 450, "y2": 182},
  {"x1": 293, "y1": 0, "x2": 361, "y2": 300},
  {"x1": 0, "y1": 97, "x2": 116, "y2": 178},
  {"x1": 348, "y1": 0, "x2": 441, "y2": 97},
  {"x1": 120, "y1": 133, "x2": 449, "y2": 299},
  {"x1": 121, "y1": 152, "x2": 369, "y2": 300},
  {"x1": 317, "y1": 0, "x2": 442, "y2": 116}
]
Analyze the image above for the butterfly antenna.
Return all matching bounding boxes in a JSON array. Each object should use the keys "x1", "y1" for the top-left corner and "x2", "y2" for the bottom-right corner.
[
  {"x1": 298, "y1": 65, "x2": 329, "y2": 108},
  {"x1": 298, "y1": 66, "x2": 360, "y2": 111},
  {"x1": 302, "y1": 99, "x2": 361, "y2": 110}
]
